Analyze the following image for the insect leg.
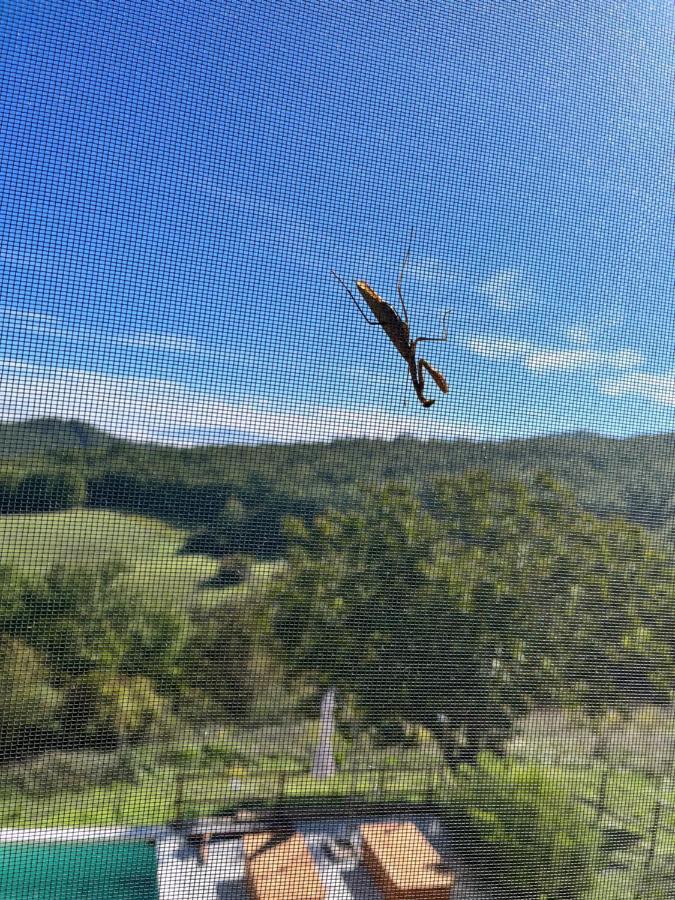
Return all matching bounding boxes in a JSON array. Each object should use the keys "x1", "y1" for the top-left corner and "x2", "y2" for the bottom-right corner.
[
  {"x1": 420, "y1": 358, "x2": 449, "y2": 394},
  {"x1": 412, "y1": 359, "x2": 435, "y2": 407},
  {"x1": 396, "y1": 229, "x2": 415, "y2": 326},
  {"x1": 331, "y1": 270, "x2": 377, "y2": 325},
  {"x1": 412, "y1": 310, "x2": 451, "y2": 348},
  {"x1": 416, "y1": 358, "x2": 426, "y2": 393}
]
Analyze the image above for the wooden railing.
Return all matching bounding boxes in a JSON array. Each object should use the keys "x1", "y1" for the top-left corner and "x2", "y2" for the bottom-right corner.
[{"x1": 173, "y1": 762, "x2": 451, "y2": 822}]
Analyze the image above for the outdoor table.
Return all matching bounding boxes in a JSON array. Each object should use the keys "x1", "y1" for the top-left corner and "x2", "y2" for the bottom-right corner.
[
  {"x1": 243, "y1": 831, "x2": 327, "y2": 900},
  {"x1": 360, "y1": 821, "x2": 455, "y2": 900}
]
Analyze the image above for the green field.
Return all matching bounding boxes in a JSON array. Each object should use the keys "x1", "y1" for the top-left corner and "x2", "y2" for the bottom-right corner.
[
  {"x1": 0, "y1": 718, "x2": 446, "y2": 827},
  {"x1": 0, "y1": 509, "x2": 280, "y2": 609}
]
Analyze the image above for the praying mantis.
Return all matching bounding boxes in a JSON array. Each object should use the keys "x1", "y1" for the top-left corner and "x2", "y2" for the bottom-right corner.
[{"x1": 331, "y1": 236, "x2": 450, "y2": 408}]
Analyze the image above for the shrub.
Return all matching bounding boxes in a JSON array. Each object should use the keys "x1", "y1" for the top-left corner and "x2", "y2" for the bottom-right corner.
[
  {"x1": 443, "y1": 753, "x2": 600, "y2": 899},
  {"x1": 203, "y1": 554, "x2": 252, "y2": 588},
  {"x1": 158, "y1": 746, "x2": 203, "y2": 768},
  {"x1": 181, "y1": 530, "x2": 226, "y2": 557},
  {"x1": 0, "y1": 638, "x2": 62, "y2": 760},
  {"x1": 61, "y1": 674, "x2": 174, "y2": 749},
  {"x1": 5, "y1": 750, "x2": 137, "y2": 796},
  {"x1": 14, "y1": 471, "x2": 86, "y2": 513},
  {"x1": 202, "y1": 744, "x2": 250, "y2": 768}
]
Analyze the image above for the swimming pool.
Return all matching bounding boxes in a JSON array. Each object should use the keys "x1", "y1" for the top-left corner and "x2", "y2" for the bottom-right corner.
[{"x1": 0, "y1": 839, "x2": 159, "y2": 899}]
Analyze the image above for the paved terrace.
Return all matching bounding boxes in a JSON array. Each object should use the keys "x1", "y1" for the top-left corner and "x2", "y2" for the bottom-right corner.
[{"x1": 155, "y1": 815, "x2": 495, "y2": 899}]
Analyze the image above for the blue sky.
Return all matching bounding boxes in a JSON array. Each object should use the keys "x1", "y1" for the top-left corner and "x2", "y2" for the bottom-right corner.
[{"x1": 1, "y1": 0, "x2": 674, "y2": 444}]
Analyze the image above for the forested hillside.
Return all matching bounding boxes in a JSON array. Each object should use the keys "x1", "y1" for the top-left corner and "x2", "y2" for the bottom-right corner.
[{"x1": 2, "y1": 418, "x2": 675, "y2": 554}]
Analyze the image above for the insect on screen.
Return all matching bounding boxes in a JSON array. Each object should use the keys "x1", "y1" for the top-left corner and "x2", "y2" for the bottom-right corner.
[{"x1": 1, "y1": 1, "x2": 674, "y2": 898}]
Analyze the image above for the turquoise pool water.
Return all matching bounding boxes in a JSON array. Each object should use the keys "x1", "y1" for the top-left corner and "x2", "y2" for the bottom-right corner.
[{"x1": 0, "y1": 840, "x2": 159, "y2": 899}]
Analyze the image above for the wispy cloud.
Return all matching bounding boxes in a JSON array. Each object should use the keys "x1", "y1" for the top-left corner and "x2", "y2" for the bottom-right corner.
[
  {"x1": 0, "y1": 359, "x2": 482, "y2": 445},
  {"x1": 116, "y1": 332, "x2": 205, "y2": 354},
  {"x1": 601, "y1": 372, "x2": 675, "y2": 406},
  {"x1": 566, "y1": 311, "x2": 624, "y2": 346},
  {"x1": 408, "y1": 256, "x2": 460, "y2": 287},
  {"x1": 0, "y1": 305, "x2": 214, "y2": 358},
  {"x1": 1, "y1": 308, "x2": 61, "y2": 325},
  {"x1": 566, "y1": 326, "x2": 591, "y2": 345},
  {"x1": 476, "y1": 269, "x2": 534, "y2": 310},
  {"x1": 466, "y1": 337, "x2": 531, "y2": 360},
  {"x1": 467, "y1": 335, "x2": 643, "y2": 372},
  {"x1": 0, "y1": 307, "x2": 67, "y2": 337}
]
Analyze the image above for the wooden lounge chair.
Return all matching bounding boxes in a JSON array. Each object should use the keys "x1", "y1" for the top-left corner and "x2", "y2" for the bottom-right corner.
[
  {"x1": 243, "y1": 831, "x2": 327, "y2": 900},
  {"x1": 185, "y1": 829, "x2": 213, "y2": 865},
  {"x1": 197, "y1": 831, "x2": 212, "y2": 865},
  {"x1": 360, "y1": 821, "x2": 455, "y2": 900}
]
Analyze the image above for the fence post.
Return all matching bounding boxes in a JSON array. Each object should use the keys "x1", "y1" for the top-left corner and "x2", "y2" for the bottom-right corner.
[
  {"x1": 378, "y1": 767, "x2": 386, "y2": 802},
  {"x1": 595, "y1": 766, "x2": 609, "y2": 826},
  {"x1": 426, "y1": 769, "x2": 435, "y2": 803},
  {"x1": 276, "y1": 772, "x2": 286, "y2": 805},
  {"x1": 645, "y1": 799, "x2": 662, "y2": 885},
  {"x1": 175, "y1": 772, "x2": 185, "y2": 825}
]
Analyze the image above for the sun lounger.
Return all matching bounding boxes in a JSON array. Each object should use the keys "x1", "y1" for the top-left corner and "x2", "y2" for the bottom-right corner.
[
  {"x1": 360, "y1": 821, "x2": 455, "y2": 900},
  {"x1": 243, "y1": 831, "x2": 327, "y2": 900}
]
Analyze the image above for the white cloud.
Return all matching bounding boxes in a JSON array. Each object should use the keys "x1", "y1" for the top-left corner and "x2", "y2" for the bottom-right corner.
[
  {"x1": 601, "y1": 373, "x2": 675, "y2": 406},
  {"x1": 0, "y1": 307, "x2": 61, "y2": 325},
  {"x1": 566, "y1": 326, "x2": 591, "y2": 345},
  {"x1": 0, "y1": 306, "x2": 215, "y2": 358},
  {"x1": 117, "y1": 332, "x2": 204, "y2": 354},
  {"x1": 0, "y1": 307, "x2": 67, "y2": 338},
  {"x1": 408, "y1": 257, "x2": 459, "y2": 287},
  {"x1": 527, "y1": 347, "x2": 642, "y2": 372},
  {"x1": 465, "y1": 337, "x2": 532, "y2": 361},
  {"x1": 0, "y1": 359, "x2": 481, "y2": 445},
  {"x1": 566, "y1": 312, "x2": 624, "y2": 346},
  {"x1": 476, "y1": 269, "x2": 534, "y2": 310},
  {"x1": 467, "y1": 335, "x2": 643, "y2": 372}
]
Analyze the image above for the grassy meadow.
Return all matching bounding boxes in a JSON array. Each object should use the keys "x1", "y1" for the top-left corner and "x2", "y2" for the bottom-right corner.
[{"x1": 0, "y1": 508, "x2": 282, "y2": 610}]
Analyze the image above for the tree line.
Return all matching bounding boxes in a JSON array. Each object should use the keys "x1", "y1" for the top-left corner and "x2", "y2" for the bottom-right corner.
[{"x1": 5, "y1": 417, "x2": 675, "y2": 553}]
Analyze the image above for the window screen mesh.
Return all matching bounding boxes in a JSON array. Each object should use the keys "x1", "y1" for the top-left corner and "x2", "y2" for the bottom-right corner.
[{"x1": 1, "y1": 1, "x2": 674, "y2": 898}]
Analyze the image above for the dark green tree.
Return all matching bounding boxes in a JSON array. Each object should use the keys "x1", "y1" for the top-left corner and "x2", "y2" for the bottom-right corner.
[
  {"x1": 60, "y1": 672, "x2": 174, "y2": 749},
  {"x1": 8, "y1": 563, "x2": 141, "y2": 679},
  {"x1": 14, "y1": 471, "x2": 86, "y2": 513},
  {"x1": 179, "y1": 598, "x2": 258, "y2": 724},
  {"x1": 271, "y1": 475, "x2": 675, "y2": 765}
]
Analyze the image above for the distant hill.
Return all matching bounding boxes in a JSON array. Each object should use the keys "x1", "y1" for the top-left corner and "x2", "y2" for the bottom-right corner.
[
  {"x1": 0, "y1": 418, "x2": 119, "y2": 457},
  {"x1": 3, "y1": 417, "x2": 675, "y2": 545}
]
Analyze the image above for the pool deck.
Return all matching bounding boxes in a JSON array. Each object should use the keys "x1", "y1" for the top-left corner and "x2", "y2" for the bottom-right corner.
[
  {"x1": 155, "y1": 815, "x2": 493, "y2": 899},
  {"x1": 0, "y1": 825, "x2": 172, "y2": 843},
  {"x1": 1, "y1": 816, "x2": 495, "y2": 899}
]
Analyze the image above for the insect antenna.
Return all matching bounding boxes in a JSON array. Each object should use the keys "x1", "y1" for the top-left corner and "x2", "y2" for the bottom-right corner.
[
  {"x1": 396, "y1": 228, "x2": 415, "y2": 326},
  {"x1": 330, "y1": 269, "x2": 377, "y2": 325}
]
